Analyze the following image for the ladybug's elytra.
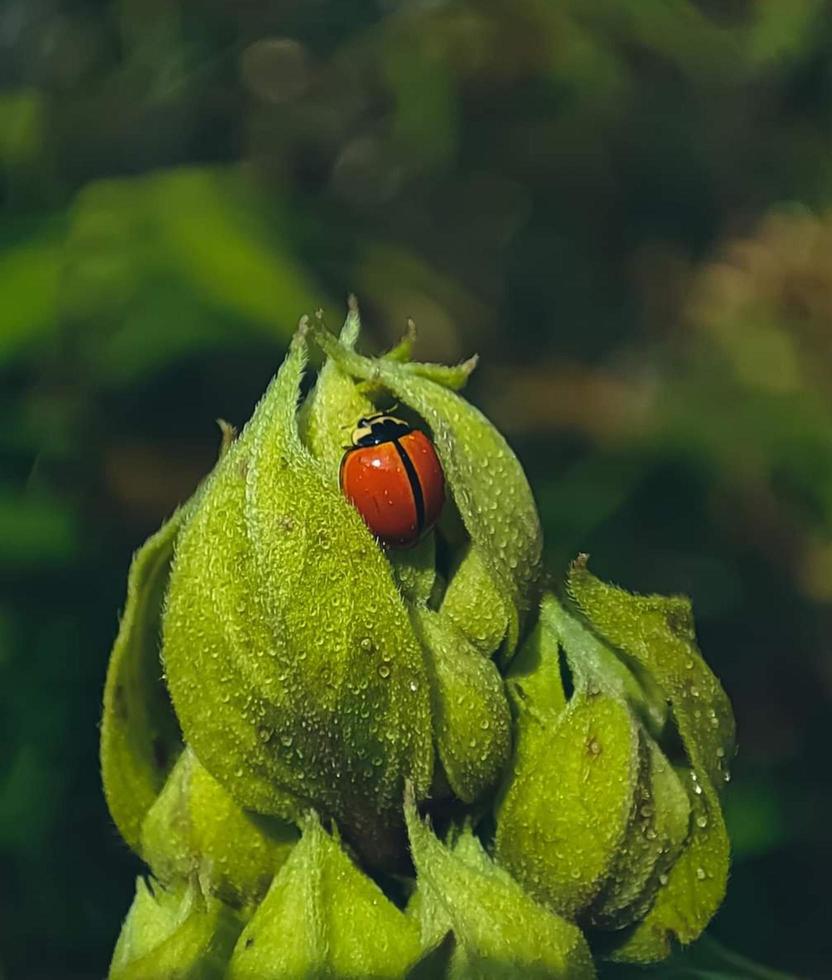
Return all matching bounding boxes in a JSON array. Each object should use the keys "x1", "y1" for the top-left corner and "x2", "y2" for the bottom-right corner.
[{"x1": 339, "y1": 413, "x2": 445, "y2": 548}]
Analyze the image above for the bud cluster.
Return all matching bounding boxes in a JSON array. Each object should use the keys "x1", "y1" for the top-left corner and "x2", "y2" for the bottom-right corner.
[{"x1": 101, "y1": 303, "x2": 735, "y2": 978}]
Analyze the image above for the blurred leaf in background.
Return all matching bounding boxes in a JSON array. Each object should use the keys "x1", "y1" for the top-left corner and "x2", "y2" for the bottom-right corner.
[{"x1": 2, "y1": 0, "x2": 832, "y2": 976}]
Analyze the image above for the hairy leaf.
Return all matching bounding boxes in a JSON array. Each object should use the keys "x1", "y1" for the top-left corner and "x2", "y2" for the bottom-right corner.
[{"x1": 101, "y1": 510, "x2": 185, "y2": 852}]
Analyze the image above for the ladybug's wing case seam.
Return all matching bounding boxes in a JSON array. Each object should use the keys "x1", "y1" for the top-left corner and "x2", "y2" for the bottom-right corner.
[{"x1": 391, "y1": 439, "x2": 426, "y2": 535}]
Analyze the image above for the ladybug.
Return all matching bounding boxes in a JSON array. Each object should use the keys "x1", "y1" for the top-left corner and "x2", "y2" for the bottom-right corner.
[{"x1": 340, "y1": 413, "x2": 445, "y2": 548}]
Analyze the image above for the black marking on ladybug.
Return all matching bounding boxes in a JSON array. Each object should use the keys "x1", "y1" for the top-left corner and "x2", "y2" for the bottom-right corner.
[
  {"x1": 392, "y1": 438, "x2": 426, "y2": 535},
  {"x1": 354, "y1": 414, "x2": 412, "y2": 447}
]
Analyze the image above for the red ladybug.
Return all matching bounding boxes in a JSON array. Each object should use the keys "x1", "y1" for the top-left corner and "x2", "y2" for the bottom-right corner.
[{"x1": 340, "y1": 413, "x2": 445, "y2": 548}]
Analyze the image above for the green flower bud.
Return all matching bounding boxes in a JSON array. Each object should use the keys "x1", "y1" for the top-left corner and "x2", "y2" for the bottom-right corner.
[
  {"x1": 410, "y1": 605, "x2": 512, "y2": 802},
  {"x1": 567, "y1": 559, "x2": 735, "y2": 962},
  {"x1": 514, "y1": 596, "x2": 690, "y2": 929},
  {"x1": 227, "y1": 813, "x2": 423, "y2": 979},
  {"x1": 141, "y1": 746, "x2": 298, "y2": 908},
  {"x1": 496, "y1": 657, "x2": 641, "y2": 919},
  {"x1": 495, "y1": 560, "x2": 735, "y2": 963},
  {"x1": 109, "y1": 878, "x2": 242, "y2": 980},
  {"x1": 161, "y1": 327, "x2": 434, "y2": 863},
  {"x1": 440, "y1": 542, "x2": 509, "y2": 657},
  {"x1": 405, "y1": 792, "x2": 595, "y2": 978}
]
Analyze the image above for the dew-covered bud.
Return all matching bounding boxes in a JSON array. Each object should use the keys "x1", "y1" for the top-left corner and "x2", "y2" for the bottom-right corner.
[{"x1": 494, "y1": 561, "x2": 735, "y2": 962}]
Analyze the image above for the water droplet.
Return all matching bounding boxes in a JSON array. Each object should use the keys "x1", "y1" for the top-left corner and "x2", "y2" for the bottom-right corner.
[
  {"x1": 723, "y1": 770, "x2": 731, "y2": 783},
  {"x1": 658, "y1": 873, "x2": 669, "y2": 886},
  {"x1": 480, "y1": 719, "x2": 491, "y2": 730},
  {"x1": 716, "y1": 747, "x2": 726, "y2": 759},
  {"x1": 587, "y1": 738, "x2": 602, "y2": 756},
  {"x1": 378, "y1": 665, "x2": 390, "y2": 679},
  {"x1": 696, "y1": 814, "x2": 709, "y2": 828},
  {"x1": 360, "y1": 638, "x2": 372, "y2": 652},
  {"x1": 696, "y1": 867, "x2": 706, "y2": 880},
  {"x1": 693, "y1": 782, "x2": 703, "y2": 795},
  {"x1": 409, "y1": 679, "x2": 419, "y2": 692},
  {"x1": 685, "y1": 660, "x2": 694, "y2": 670},
  {"x1": 280, "y1": 734, "x2": 293, "y2": 748}
]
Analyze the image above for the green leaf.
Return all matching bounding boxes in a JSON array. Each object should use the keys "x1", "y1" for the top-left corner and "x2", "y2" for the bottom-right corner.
[
  {"x1": 310, "y1": 322, "x2": 542, "y2": 651},
  {"x1": 0, "y1": 89, "x2": 45, "y2": 166},
  {"x1": 162, "y1": 329, "x2": 433, "y2": 864},
  {"x1": 0, "y1": 228, "x2": 63, "y2": 364},
  {"x1": 567, "y1": 560, "x2": 735, "y2": 958},
  {"x1": 152, "y1": 167, "x2": 320, "y2": 336},
  {"x1": 495, "y1": 688, "x2": 640, "y2": 920},
  {"x1": 227, "y1": 813, "x2": 423, "y2": 979},
  {"x1": 140, "y1": 746, "x2": 298, "y2": 908},
  {"x1": 109, "y1": 878, "x2": 242, "y2": 980},
  {"x1": 405, "y1": 793, "x2": 595, "y2": 979},
  {"x1": 411, "y1": 606, "x2": 512, "y2": 803},
  {"x1": 100, "y1": 510, "x2": 185, "y2": 852},
  {"x1": 0, "y1": 486, "x2": 79, "y2": 568}
]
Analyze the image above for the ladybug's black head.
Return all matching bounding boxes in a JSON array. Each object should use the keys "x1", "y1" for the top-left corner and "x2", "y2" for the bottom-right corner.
[{"x1": 352, "y1": 413, "x2": 412, "y2": 447}]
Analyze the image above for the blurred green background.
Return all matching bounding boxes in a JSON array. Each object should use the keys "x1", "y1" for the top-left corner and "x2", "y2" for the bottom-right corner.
[{"x1": 2, "y1": 1, "x2": 831, "y2": 976}]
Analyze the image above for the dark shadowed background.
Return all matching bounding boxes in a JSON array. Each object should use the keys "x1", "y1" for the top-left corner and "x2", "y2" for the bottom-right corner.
[{"x1": 1, "y1": 1, "x2": 831, "y2": 976}]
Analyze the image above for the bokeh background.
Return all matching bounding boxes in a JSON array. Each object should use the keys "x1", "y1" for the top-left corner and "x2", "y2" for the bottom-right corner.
[{"x1": 2, "y1": 1, "x2": 831, "y2": 976}]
